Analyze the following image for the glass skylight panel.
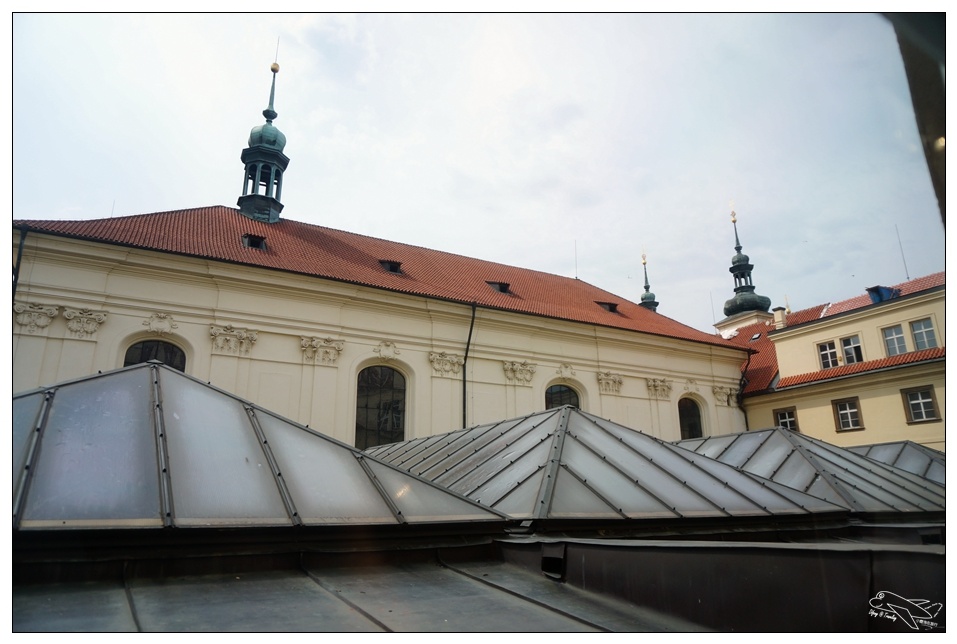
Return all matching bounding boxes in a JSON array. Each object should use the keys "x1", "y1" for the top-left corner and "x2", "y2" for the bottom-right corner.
[
  {"x1": 738, "y1": 434, "x2": 793, "y2": 479},
  {"x1": 255, "y1": 411, "x2": 398, "y2": 524},
  {"x1": 20, "y1": 370, "x2": 161, "y2": 527},
  {"x1": 548, "y1": 467, "x2": 637, "y2": 519},
  {"x1": 438, "y1": 425, "x2": 551, "y2": 495},
  {"x1": 464, "y1": 439, "x2": 552, "y2": 506},
  {"x1": 363, "y1": 460, "x2": 502, "y2": 522},
  {"x1": 160, "y1": 374, "x2": 289, "y2": 526},
  {"x1": 713, "y1": 433, "x2": 764, "y2": 467},
  {"x1": 487, "y1": 468, "x2": 546, "y2": 518},
  {"x1": 864, "y1": 443, "x2": 904, "y2": 464},
  {"x1": 12, "y1": 392, "x2": 43, "y2": 492},
  {"x1": 766, "y1": 450, "x2": 818, "y2": 491},
  {"x1": 690, "y1": 434, "x2": 736, "y2": 458},
  {"x1": 894, "y1": 447, "x2": 931, "y2": 475}
]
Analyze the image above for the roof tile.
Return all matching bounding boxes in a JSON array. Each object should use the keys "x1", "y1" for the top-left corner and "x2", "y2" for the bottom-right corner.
[{"x1": 15, "y1": 206, "x2": 739, "y2": 350}]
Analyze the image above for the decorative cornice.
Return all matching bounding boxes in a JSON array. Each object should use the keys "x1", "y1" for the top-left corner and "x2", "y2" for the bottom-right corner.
[
  {"x1": 430, "y1": 351, "x2": 464, "y2": 377},
  {"x1": 597, "y1": 371, "x2": 623, "y2": 394},
  {"x1": 374, "y1": 341, "x2": 401, "y2": 361},
  {"x1": 646, "y1": 377, "x2": 673, "y2": 400},
  {"x1": 210, "y1": 324, "x2": 258, "y2": 355},
  {"x1": 301, "y1": 337, "x2": 343, "y2": 365},
  {"x1": 143, "y1": 312, "x2": 178, "y2": 336},
  {"x1": 503, "y1": 360, "x2": 536, "y2": 385},
  {"x1": 13, "y1": 302, "x2": 58, "y2": 334},
  {"x1": 63, "y1": 308, "x2": 108, "y2": 338}
]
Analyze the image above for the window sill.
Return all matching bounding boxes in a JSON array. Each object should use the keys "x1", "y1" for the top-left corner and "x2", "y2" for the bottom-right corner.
[
  {"x1": 835, "y1": 426, "x2": 865, "y2": 433},
  {"x1": 905, "y1": 418, "x2": 942, "y2": 425}
]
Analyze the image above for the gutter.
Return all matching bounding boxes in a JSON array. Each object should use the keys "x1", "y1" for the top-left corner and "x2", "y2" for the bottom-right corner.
[
  {"x1": 13, "y1": 229, "x2": 27, "y2": 302},
  {"x1": 463, "y1": 302, "x2": 477, "y2": 428}
]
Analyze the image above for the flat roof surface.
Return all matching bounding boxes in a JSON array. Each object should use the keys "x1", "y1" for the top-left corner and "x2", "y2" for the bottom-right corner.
[{"x1": 13, "y1": 558, "x2": 705, "y2": 632}]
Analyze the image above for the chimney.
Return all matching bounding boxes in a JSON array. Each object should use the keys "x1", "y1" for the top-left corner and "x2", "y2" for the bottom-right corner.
[{"x1": 772, "y1": 306, "x2": 787, "y2": 329}]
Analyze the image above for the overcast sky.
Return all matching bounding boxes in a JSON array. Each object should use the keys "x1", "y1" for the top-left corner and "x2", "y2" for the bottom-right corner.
[{"x1": 12, "y1": 12, "x2": 945, "y2": 333}]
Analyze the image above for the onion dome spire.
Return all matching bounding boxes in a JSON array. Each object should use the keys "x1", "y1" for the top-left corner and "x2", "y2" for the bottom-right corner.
[
  {"x1": 638, "y1": 253, "x2": 659, "y2": 312},
  {"x1": 722, "y1": 209, "x2": 771, "y2": 317},
  {"x1": 237, "y1": 62, "x2": 290, "y2": 223}
]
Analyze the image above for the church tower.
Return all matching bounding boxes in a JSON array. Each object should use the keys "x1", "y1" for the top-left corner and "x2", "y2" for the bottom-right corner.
[
  {"x1": 715, "y1": 210, "x2": 773, "y2": 335},
  {"x1": 638, "y1": 253, "x2": 659, "y2": 312},
  {"x1": 237, "y1": 63, "x2": 289, "y2": 223}
]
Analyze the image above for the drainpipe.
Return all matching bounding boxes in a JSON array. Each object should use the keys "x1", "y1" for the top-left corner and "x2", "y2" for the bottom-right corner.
[
  {"x1": 462, "y1": 302, "x2": 477, "y2": 428},
  {"x1": 13, "y1": 228, "x2": 27, "y2": 303},
  {"x1": 737, "y1": 350, "x2": 752, "y2": 431}
]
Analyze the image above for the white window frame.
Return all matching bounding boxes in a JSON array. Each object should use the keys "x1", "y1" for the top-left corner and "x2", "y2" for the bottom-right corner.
[
  {"x1": 818, "y1": 341, "x2": 839, "y2": 369},
  {"x1": 832, "y1": 397, "x2": 863, "y2": 431},
  {"x1": 910, "y1": 318, "x2": 938, "y2": 350},
  {"x1": 882, "y1": 325, "x2": 907, "y2": 357},
  {"x1": 840, "y1": 335, "x2": 863, "y2": 364},
  {"x1": 901, "y1": 386, "x2": 940, "y2": 424}
]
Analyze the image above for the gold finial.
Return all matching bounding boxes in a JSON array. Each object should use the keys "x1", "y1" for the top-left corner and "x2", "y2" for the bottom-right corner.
[
  {"x1": 784, "y1": 294, "x2": 791, "y2": 315},
  {"x1": 270, "y1": 62, "x2": 280, "y2": 74},
  {"x1": 729, "y1": 199, "x2": 736, "y2": 223},
  {"x1": 641, "y1": 253, "x2": 647, "y2": 266}
]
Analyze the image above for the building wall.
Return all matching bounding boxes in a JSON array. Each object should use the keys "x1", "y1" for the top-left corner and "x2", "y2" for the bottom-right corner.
[
  {"x1": 743, "y1": 362, "x2": 945, "y2": 451},
  {"x1": 13, "y1": 232, "x2": 749, "y2": 445},
  {"x1": 744, "y1": 288, "x2": 945, "y2": 451},
  {"x1": 771, "y1": 291, "x2": 944, "y2": 376}
]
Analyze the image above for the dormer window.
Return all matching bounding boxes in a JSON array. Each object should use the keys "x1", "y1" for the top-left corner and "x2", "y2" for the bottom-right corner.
[
  {"x1": 596, "y1": 301, "x2": 619, "y2": 313},
  {"x1": 487, "y1": 281, "x2": 511, "y2": 294},
  {"x1": 380, "y1": 260, "x2": 403, "y2": 274},
  {"x1": 242, "y1": 234, "x2": 266, "y2": 250}
]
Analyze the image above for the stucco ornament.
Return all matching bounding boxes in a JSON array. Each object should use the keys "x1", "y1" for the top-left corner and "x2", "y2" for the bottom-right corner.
[
  {"x1": 63, "y1": 308, "x2": 108, "y2": 338},
  {"x1": 597, "y1": 371, "x2": 623, "y2": 394},
  {"x1": 646, "y1": 377, "x2": 673, "y2": 400},
  {"x1": 301, "y1": 337, "x2": 344, "y2": 365},
  {"x1": 555, "y1": 363, "x2": 577, "y2": 380},
  {"x1": 684, "y1": 379, "x2": 699, "y2": 393},
  {"x1": 374, "y1": 341, "x2": 401, "y2": 361},
  {"x1": 712, "y1": 385, "x2": 738, "y2": 406},
  {"x1": 143, "y1": 312, "x2": 179, "y2": 335},
  {"x1": 14, "y1": 302, "x2": 58, "y2": 334},
  {"x1": 503, "y1": 360, "x2": 536, "y2": 385},
  {"x1": 430, "y1": 351, "x2": 464, "y2": 377},
  {"x1": 210, "y1": 324, "x2": 258, "y2": 355}
]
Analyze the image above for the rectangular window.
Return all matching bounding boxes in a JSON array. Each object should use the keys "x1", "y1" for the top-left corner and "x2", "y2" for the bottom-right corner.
[
  {"x1": 841, "y1": 335, "x2": 863, "y2": 364},
  {"x1": 910, "y1": 318, "x2": 938, "y2": 350},
  {"x1": 900, "y1": 386, "x2": 940, "y2": 423},
  {"x1": 819, "y1": 341, "x2": 838, "y2": 369},
  {"x1": 832, "y1": 397, "x2": 864, "y2": 431},
  {"x1": 773, "y1": 407, "x2": 799, "y2": 432},
  {"x1": 882, "y1": 325, "x2": 907, "y2": 356}
]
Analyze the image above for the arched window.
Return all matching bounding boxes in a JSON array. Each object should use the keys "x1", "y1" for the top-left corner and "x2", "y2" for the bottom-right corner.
[
  {"x1": 356, "y1": 366, "x2": 406, "y2": 450},
  {"x1": 545, "y1": 384, "x2": 579, "y2": 409},
  {"x1": 124, "y1": 340, "x2": 186, "y2": 372},
  {"x1": 678, "y1": 398, "x2": 703, "y2": 440}
]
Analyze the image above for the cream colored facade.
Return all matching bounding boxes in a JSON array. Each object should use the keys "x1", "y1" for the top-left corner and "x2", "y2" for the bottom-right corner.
[
  {"x1": 744, "y1": 287, "x2": 945, "y2": 451},
  {"x1": 13, "y1": 231, "x2": 749, "y2": 445}
]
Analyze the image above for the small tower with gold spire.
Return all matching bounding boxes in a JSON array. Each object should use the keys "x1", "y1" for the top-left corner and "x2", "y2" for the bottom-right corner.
[
  {"x1": 638, "y1": 253, "x2": 659, "y2": 312},
  {"x1": 237, "y1": 62, "x2": 290, "y2": 223},
  {"x1": 715, "y1": 208, "x2": 774, "y2": 335}
]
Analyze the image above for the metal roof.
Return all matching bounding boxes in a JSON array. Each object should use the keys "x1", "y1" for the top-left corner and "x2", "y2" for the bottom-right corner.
[
  {"x1": 677, "y1": 428, "x2": 946, "y2": 513},
  {"x1": 847, "y1": 441, "x2": 945, "y2": 485},
  {"x1": 12, "y1": 362, "x2": 505, "y2": 530},
  {"x1": 366, "y1": 406, "x2": 848, "y2": 520}
]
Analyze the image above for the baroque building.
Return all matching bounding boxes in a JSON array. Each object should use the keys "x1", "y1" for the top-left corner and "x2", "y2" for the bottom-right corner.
[
  {"x1": 12, "y1": 64, "x2": 749, "y2": 448},
  {"x1": 713, "y1": 214, "x2": 945, "y2": 452}
]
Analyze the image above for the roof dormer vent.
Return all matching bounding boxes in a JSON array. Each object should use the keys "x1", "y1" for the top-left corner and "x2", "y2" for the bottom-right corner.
[
  {"x1": 242, "y1": 233, "x2": 267, "y2": 250},
  {"x1": 380, "y1": 260, "x2": 403, "y2": 274},
  {"x1": 487, "y1": 281, "x2": 511, "y2": 294},
  {"x1": 596, "y1": 301, "x2": 619, "y2": 313}
]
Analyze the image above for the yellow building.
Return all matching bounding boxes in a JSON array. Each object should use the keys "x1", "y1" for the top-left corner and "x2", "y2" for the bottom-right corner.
[
  {"x1": 12, "y1": 64, "x2": 749, "y2": 448},
  {"x1": 722, "y1": 273, "x2": 944, "y2": 452}
]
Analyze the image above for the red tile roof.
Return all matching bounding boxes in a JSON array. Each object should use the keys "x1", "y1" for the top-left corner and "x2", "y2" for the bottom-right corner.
[
  {"x1": 722, "y1": 321, "x2": 779, "y2": 394},
  {"x1": 776, "y1": 346, "x2": 945, "y2": 388},
  {"x1": 723, "y1": 272, "x2": 946, "y2": 395},
  {"x1": 14, "y1": 206, "x2": 740, "y2": 350},
  {"x1": 785, "y1": 272, "x2": 945, "y2": 326}
]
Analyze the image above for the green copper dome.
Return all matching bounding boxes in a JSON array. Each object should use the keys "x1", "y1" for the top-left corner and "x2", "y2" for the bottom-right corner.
[
  {"x1": 722, "y1": 212, "x2": 771, "y2": 317},
  {"x1": 248, "y1": 121, "x2": 286, "y2": 152}
]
